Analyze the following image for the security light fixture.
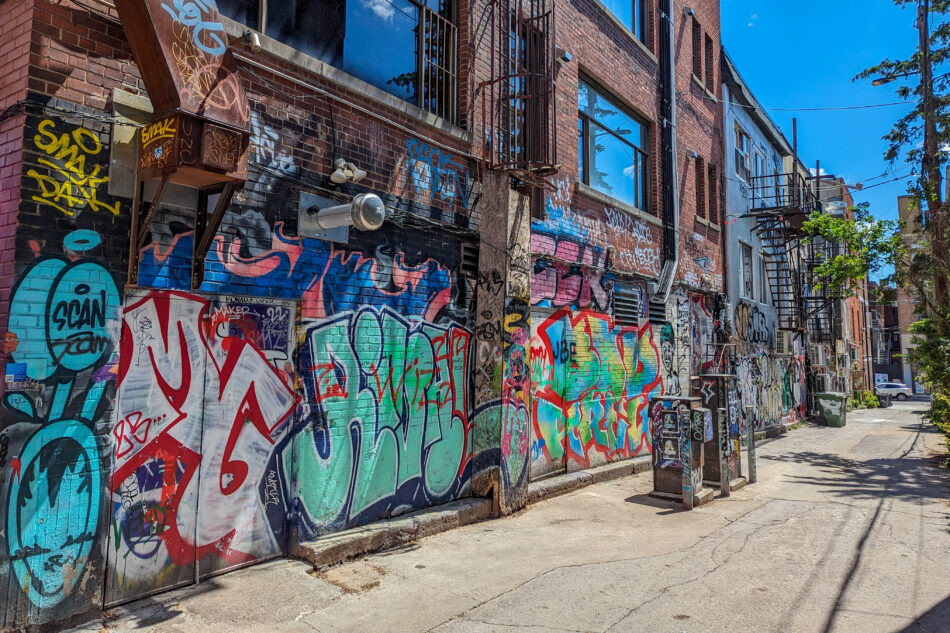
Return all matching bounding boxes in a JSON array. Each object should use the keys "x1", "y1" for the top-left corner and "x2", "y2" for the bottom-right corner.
[
  {"x1": 243, "y1": 29, "x2": 262, "y2": 53},
  {"x1": 330, "y1": 158, "x2": 368, "y2": 184},
  {"x1": 683, "y1": 6, "x2": 695, "y2": 17},
  {"x1": 306, "y1": 193, "x2": 387, "y2": 231}
]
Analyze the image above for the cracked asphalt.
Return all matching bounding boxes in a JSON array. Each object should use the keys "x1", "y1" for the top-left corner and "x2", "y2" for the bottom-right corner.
[{"x1": 72, "y1": 400, "x2": 950, "y2": 633}]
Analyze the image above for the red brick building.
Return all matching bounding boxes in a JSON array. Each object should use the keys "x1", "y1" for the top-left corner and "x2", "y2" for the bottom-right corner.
[{"x1": 0, "y1": 0, "x2": 729, "y2": 629}]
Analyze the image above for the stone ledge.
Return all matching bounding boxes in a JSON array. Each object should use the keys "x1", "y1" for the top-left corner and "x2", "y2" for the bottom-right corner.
[
  {"x1": 528, "y1": 455, "x2": 652, "y2": 504},
  {"x1": 294, "y1": 498, "x2": 493, "y2": 570}
]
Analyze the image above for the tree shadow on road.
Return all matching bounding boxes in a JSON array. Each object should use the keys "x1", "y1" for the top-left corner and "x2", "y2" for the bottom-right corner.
[
  {"x1": 890, "y1": 594, "x2": 950, "y2": 633},
  {"x1": 758, "y1": 449, "x2": 949, "y2": 506}
]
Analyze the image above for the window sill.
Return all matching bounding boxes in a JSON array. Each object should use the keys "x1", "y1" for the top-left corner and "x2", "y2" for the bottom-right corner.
[
  {"x1": 691, "y1": 74, "x2": 717, "y2": 101},
  {"x1": 575, "y1": 182, "x2": 662, "y2": 227},
  {"x1": 222, "y1": 18, "x2": 471, "y2": 146},
  {"x1": 587, "y1": 0, "x2": 658, "y2": 66},
  {"x1": 695, "y1": 216, "x2": 721, "y2": 232}
]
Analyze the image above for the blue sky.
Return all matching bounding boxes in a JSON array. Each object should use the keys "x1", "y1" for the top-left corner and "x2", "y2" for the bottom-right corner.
[{"x1": 722, "y1": 0, "x2": 919, "y2": 281}]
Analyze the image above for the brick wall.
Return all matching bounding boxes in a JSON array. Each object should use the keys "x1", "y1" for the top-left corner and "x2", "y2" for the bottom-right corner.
[
  {"x1": 673, "y1": 0, "x2": 724, "y2": 291},
  {"x1": 0, "y1": 0, "x2": 486, "y2": 628},
  {"x1": 0, "y1": 0, "x2": 35, "y2": 388}
]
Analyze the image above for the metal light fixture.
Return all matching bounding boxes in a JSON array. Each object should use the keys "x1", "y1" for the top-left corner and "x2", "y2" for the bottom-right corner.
[
  {"x1": 307, "y1": 193, "x2": 386, "y2": 231},
  {"x1": 330, "y1": 158, "x2": 368, "y2": 184},
  {"x1": 243, "y1": 29, "x2": 262, "y2": 52},
  {"x1": 330, "y1": 158, "x2": 349, "y2": 184}
]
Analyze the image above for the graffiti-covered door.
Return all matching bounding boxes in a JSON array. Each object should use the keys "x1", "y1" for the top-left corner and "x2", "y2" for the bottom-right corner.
[
  {"x1": 529, "y1": 308, "x2": 568, "y2": 478},
  {"x1": 105, "y1": 290, "x2": 298, "y2": 605},
  {"x1": 530, "y1": 307, "x2": 663, "y2": 479}
]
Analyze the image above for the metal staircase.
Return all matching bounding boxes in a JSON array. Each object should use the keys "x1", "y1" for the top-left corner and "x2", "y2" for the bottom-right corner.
[{"x1": 754, "y1": 213, "x2": 800, "y2": 331}]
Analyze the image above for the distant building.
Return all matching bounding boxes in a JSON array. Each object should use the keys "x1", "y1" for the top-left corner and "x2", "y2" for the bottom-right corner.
[{"x1": 868, "y1": 281, "x2": 902, "y2": 383}]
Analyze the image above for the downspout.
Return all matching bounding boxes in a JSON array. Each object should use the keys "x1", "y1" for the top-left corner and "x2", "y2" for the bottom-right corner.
[{"x1": 653, "y1": 0, "x2": 679, "y2": 304}]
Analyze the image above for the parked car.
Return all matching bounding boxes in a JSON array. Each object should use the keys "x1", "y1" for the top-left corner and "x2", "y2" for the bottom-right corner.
[{"x1": 875, "y1": 382, "x2": 913, "y2": 401}]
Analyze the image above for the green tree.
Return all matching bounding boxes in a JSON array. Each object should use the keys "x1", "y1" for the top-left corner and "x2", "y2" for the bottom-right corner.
[
  {"x1": 800, "y1": 202, "x2": 903, "y2": 298},
  {"x1": 854, "y1": 0, "x2": 950, "y2": 451}
]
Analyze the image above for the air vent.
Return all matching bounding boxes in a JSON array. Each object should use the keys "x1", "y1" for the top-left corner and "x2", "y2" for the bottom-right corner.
[
  {"x1": 615, "y1": 282, "x2": 643, "y2": 326},
  {"x1": 460, "y1": 242, "x2": 479, "y2": 278},
  {"x1": 648, "y1": 299, "x2": 667, "y2": 325}
]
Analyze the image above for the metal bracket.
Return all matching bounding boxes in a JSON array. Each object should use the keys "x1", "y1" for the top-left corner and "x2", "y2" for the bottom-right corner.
[
  {"x1": 127, "y1": 173, "x2": 170, "y2": 287},
  {"x1": 192, "y1": 182, "x2": 238, "y2": 289}
]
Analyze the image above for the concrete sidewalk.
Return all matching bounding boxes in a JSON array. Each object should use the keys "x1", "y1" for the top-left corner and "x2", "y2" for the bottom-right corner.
[{"x1": 70, "y1": 402, "x2": 950, "y2": 633}]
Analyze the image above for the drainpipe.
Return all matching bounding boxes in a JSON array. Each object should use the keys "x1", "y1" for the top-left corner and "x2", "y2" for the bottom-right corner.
[{"x1": 653, "y1": 0, "x2": 679, "y2": 304}]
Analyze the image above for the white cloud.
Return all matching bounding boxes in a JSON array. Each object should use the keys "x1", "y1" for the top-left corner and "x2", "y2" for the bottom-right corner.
[
  {"x1": 362, "y1": 0, "x2": 395, "y2": 22},
  {"x1": 809, "y1": 167, "x2": 828, "y2": 176}
]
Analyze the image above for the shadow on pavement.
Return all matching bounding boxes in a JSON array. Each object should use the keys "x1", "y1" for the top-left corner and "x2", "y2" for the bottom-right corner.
[
  {"x1": 760, "y1": 450, "x2": 949, "y2": 503},
  {"x1": 891, "y1": 594, "x2": 950, "y2": 632},
  {"x1": 103, "y1": 575, "x2": 228, "y2": 628},
  {"x1": 623, "y1": 492, "x2": 688, "y2": 514}
]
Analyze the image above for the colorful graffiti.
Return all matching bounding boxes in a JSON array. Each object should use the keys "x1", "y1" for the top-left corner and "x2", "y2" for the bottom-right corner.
[
  {"x1": 736, "y1": 351, "x2": 807, "y2": 430},
  {"x1": 25, "y1": 118, "x2": 120, "y2": 218},
  {"x1": 690, "y1": 294, "x2": 714, "y2": 375},
  {"x1": 400, "y1": 138, "x2": 472, "y2": 211},
  {"x1": 500, "y1": 297, "x2": 531, "y2": 495},
  {"x1": 529, "y1": 308, "x2": 663, "y2": 476},
  {"x1": 138, "y1": 223, "x2": 467, "y2": 321},
  {"x1": 734, "y1": 300, "x2": 774, "y2": 352},
  {"x1": 530, "y1": 233, "x2": 612, "y2": 312},
  {"x1": 107, "y1": 290, "x2": 298, "y2": 602},
  {"x1": 3, "y1": 230, "x2": 120, "y2": 610},
  {"x1": 293, "y1": 306, "x2": 472, "y2": 534}
]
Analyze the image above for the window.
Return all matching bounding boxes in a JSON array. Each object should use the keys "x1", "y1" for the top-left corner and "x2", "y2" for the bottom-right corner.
[
  {"x1": 692, "y1": 18, "x2": 702, "y2": 78},
  {"x1": 695, "y1": 156, "x2": 706, "y2": 220},
  {"x1": 218, "y1": 0, "x2": 458, "y2": 120},
  {"x1": 707, "y1": 163, "x2": 718, "y2": 224},
  {"x1": 601, "y1": 0, "x2": 646, "y2": 42},
  {"x1": 735, "y1": 124, "x2": 751, "y2": 181},
  {"x1": 759, "y1": 256, "x2": 770, "y2": 303},
  {"x1": 578, "y1": 78, "x2": 649, "y2": 211},
  {"x1": 741, "y1": 242, "x2": 754, "y2": 299},
  {"x1": 704, "y1": 33, "x2": 714, "y2": 89}
]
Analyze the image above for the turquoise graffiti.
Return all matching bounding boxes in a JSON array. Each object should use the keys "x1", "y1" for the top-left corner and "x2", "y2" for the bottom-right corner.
[
  {"x1": 4, "y1": 229, "x2": 119, "y2": 609},
  {"x1": 294, "y1": 306, "x2": 472, "y2": 535},
  {"x1": 8, "y1": 231, "x2": 120, "y2": 378},
  {"x1": 6, "y1": 422, "x2": 100, "y2": 609},
  {"x1": 529, "y1": 308, "x2": 663, "y2": 475}
]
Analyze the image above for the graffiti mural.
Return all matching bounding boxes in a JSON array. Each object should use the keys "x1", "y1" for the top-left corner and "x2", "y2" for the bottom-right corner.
[
  {"x1": 690, "y1": 294, "x2": 714, "y2": 375},
  {"x1": 732, "y1": 302, "x2": 807, "y2": 430},
  {"x1": 106, "y1": 290, "x2": 298, "y2": 603},
  {"x1": 293, "y1": 306, "x2": 472, "y2": 535},
  {"x1": 734, "y1": 300, "x2": 774, "y2": 353},
  {"x1": 2, "y1": 229, "x2": 121, "y2": 614},
  {"x1": 397, "y1": 138, "x2": 474, "y2": 215},
  {"x1": 25, "y1": 117, "x2": 121, "y2": 218},
  {"x1": 530, "y1": 233, "x2": 612, "y2": 312},
  {"x1": 138, "y1": 222, "x2": 470, "y2": 320},
  {"x1": 529, "y1": 308, "x2": 663, "y2": 476}
]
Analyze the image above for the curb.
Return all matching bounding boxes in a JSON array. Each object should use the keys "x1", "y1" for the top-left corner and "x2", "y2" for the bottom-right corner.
[
  {"x1": 527, "y1": 456, "x2": 652, "y2": 505},
  {"x1": 295, "y1": 456, "x2": 652, "y2": 570},
  {"x1": 295, "y1": 497, "x2": 493, "y2": 570}
]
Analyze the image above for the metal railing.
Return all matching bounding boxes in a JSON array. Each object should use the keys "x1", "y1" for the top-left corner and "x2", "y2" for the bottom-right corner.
[
  {"x1": 748, "y1": 172, "x2": 821, "y2": 214},
  {"x1": 479, "y1": 0, "x2": 558, "y2": 180}
]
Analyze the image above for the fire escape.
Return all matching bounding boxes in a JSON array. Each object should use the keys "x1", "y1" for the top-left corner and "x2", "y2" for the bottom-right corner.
[
  {"x1": 745, "y1": 173, "x2": 825, "y2": 333},
  {"x1": 745, "y1": 172, "x2": 845, "y2": 403},
  {"x1": 478, "y1": 0, "x2": 559, "y2": 187}
]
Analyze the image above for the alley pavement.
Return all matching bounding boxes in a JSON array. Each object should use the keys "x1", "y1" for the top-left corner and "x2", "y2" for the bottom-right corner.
[{"x1": 71, "y1": 401, "x2": 950, "y2": 633}]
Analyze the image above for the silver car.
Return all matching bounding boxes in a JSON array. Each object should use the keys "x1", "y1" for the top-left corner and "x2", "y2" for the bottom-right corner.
[{"x1": 875, "y1": 382, "x2": 913, "y2": 401}]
